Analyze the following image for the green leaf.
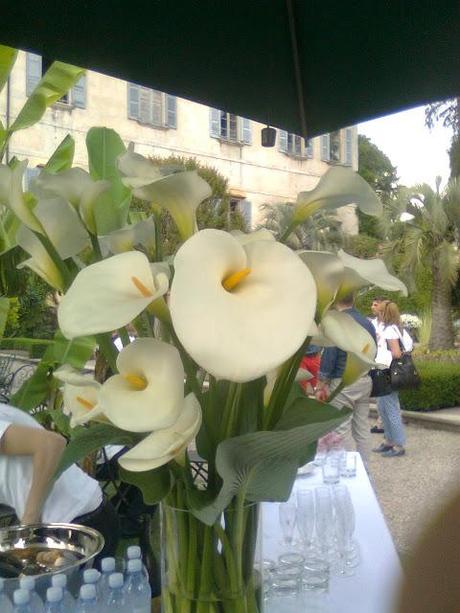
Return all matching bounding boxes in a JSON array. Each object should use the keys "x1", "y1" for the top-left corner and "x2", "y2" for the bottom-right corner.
[
  {"x1": 44, "y1": 135, "x2": 75, "y2": 173},
  {"x1": 10, "y1": 62, "x2": 85, "y2": 133},
  {"x1": 119, "y1": 464, "x2": 173, "y2": 505},
  {"x1": 0, "y1": 45, "x2": 17, "y2": 94},
  {"x1": 55, "y1": 423, "x2": 136, "y2": 479},
  {"x1": 0, "y1": 296, "x2": 10, "y2": 337},
  {"x1": 0, "y1": 208, "x2": 21, "y2": 254},
  {"x1": 86, "y1": 128, "x2": 131, "y2": 234},
  {"x1": 49, "y1": 331, "x2": 96, "y2": 369},
  {"x1": 193, "y1": 403, "x2": 350, "y2": 525}
]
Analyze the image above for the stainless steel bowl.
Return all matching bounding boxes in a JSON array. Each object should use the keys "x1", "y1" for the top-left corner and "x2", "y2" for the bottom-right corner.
[{"x1": 0, "y1": 523, "x2": 104, "y2": 597}]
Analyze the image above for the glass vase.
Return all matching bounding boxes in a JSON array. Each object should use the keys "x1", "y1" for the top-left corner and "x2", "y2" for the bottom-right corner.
[{"x1": 161, "y1": 498, "x2": 263, "y2": 612}]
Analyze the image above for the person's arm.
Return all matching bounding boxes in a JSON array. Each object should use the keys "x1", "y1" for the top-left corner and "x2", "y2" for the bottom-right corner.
[
  {"x1": 388, "y1": 338, "x2": 402, "y2": 359},
  {"x1": 315, "y1": 347, "x2": 339, "y2": 401},
  {"x1": 0, "y1": 425, "x2": 66, "y2": 524}
]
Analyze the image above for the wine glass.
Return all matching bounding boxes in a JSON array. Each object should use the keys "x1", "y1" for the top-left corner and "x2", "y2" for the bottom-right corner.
[
  {"x1": 278, "y1": 502, "x2": 297, "y2": 552},
  {"x1": 296, "y1": 490, "x2": 316, "y2": 554}
]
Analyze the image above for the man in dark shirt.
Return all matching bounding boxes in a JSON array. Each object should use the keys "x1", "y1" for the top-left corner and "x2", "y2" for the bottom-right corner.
[{"x1": 315, "y1": 293, "x2": 377, "y2": 465}]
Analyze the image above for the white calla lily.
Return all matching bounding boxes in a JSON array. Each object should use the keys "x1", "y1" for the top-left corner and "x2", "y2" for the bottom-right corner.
[
  {"x1": 231, "y1": 228, "x2": 276, "y2": 245},
  {"x1": 293, "y1": 166, "x2": 382, "y2": 224},
  {"x1": 100, "y1": 338, "x2": 185, "y2": 432},
  {"x1": 336, "y1": 249, "x2": 408, "y2": 297},
  {"x1": 16, "y1": 225, "x2": 64, "y2": 290},
  {"x1": 298, "y1": 251, "x2": 345, "y2": 316},
  {"x1": 100, "y1": 217, "x2": 156, "y2": 258},
  {"x1": 0, "y1": 161, "x2": 42, "y2": 232},
  {"x1": 116, "y1": 143, "x2": 164, "y2": 186},
  {"x1": 118, "y1": 393, "x2": 202, "y2": 472},
  {"x1": 170, "y1": 229, "x2": 317, "y2": 382},
  {"x1": 34, "y1": 197, "x2": 89, "y2": 258},
  {"x1": 58, "y1": 375, "x2": 104, "y2": 427},
  {"x1": 58, "y1": 251, "x2": 169, "y2": 339}
]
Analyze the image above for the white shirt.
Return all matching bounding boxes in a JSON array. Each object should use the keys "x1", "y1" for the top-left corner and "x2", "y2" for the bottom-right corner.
[
  {"x1": 375, "y1": 324, "x2": 413, "y2": 367},
  {"x1": 0, "y1": 405, "x2": 102, "y2": 523}
]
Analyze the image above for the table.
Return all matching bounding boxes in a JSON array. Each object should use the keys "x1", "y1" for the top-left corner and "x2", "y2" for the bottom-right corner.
[{"x1": 263, "y1": 453, "x2": 403, "y2": 612}]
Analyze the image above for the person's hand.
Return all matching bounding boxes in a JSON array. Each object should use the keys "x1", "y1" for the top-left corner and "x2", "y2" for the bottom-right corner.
[{"x1": 315, "y1": 384, "x2": 329, "y2": 402}]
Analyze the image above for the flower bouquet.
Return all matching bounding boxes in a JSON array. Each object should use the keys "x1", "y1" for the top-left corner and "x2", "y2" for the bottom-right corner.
[{"x1": 0, "y1": 48, "x2": 408, "y2": 613}]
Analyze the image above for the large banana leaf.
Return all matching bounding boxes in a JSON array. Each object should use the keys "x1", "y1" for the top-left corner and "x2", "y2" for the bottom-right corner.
[
  {"x1": 9, "y1": 62, "x2": 85, "y2": 134},
  {"x1": 86, "y1": 128, "x2": 131, "y2": 234},
  {"x1": 44, "y1": 135, "x2": 75, "y2": 173},
  {"x1": 0, "y1": 45, "x2": 17, "y2": 94}
]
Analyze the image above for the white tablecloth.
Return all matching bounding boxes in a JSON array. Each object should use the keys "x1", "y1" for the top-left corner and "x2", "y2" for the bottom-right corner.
[{"x1": 262, "y1": 453, "x2": 403, "y2": 612}]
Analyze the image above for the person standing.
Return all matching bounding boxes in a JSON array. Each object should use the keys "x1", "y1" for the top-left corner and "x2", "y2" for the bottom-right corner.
[
  {"x1": 315, "y1": 293, "x2": 377, "y2": 464},
  {"x1": 372, "y1": 301, "x2": 410, "y2": 457},
  {"x1": 369, "y1": 297, "x2": 388, "y2": 434}
]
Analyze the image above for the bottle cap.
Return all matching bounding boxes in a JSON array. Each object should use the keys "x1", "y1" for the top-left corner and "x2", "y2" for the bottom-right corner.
[
  {"x1": 83, "y1": 568, "x2": 101, "y2": 584},
  {"x1": 108, "y1": 572, "x2": 124, "y2": 589},
  {"x1": 127, "y1": 558, "x2": 143, "y2": 573},
  {"x1": 126, "y1": 545, "x2": 141, "y2": 559},
  {"x1": 47, "y1": 587, "x2": 63, "y2": 603},
  {"x1": 80, "y1": 583, "x2": 97, "y2": 600},
  {"x1": 19, "y1": 576, "x2": 35, "y2": 590},
  {"x1": 13, "y1": 589, "x2": 30, "y2": 605},
  {"x1": 101, "y1": 557, "x2": 116, "y2": 572},
  {"x1": 51, "y1": 573, "x2": 67, "y2": 588}
]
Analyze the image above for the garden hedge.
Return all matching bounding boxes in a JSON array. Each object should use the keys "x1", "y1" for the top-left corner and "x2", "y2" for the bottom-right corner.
[{"x1": 399, "y1": 360, "x2": 460, "y2": 411}]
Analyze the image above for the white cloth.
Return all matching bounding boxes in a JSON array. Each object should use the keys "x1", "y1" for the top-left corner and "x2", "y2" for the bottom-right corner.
[
  {"x1": 0, "y1": 405, "x2": 102, "y2": 523},
  {"x1": 375, "y1": 324, "x2": 412, "y2": 367}
]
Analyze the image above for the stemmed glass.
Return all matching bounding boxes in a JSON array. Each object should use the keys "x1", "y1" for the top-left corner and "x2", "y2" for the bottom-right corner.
[
  {"x1": 296, "y1": 490, "x2": 316, "y2": 554},
  {"x1": 332, "y1": 485, "x2": 360, "y2": 573},
  {"x1": 278, "y1": 502, "x2": 297, "y2": 553},
  {"x1": 314, "y1": 487, "x2": 335, "y2": 559}
]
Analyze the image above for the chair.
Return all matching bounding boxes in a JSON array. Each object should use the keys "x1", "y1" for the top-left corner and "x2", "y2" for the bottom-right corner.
[{"x1": 0, "y1": 355, "x2": 15, "y2": 403}]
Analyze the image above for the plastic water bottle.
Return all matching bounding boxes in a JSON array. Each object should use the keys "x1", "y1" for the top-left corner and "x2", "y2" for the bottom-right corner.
[
  {"x1": 19, "y1": 576, "x2": 45, "y2": 612},
  {"x1": 0, "y1": 578, "x2": 13, "y2": 612},
  {"x1": 105, "y1": 572, "x2": 126, "y2": 610},
  {"x1": 82, "y1": 568, "x2": 102, "y2": 603},
  {"x1": 126, "y1": 545, "x2": 149, "y2": 582},
  {"x1": 44, "y1": 587, "x2": 64, "y2": 613},
  {"x1": 100, "y1": 556, "x2": 116, "y2": 601},
  {"x1": 12, "y1": 589, "x2": 32, "y2": 613},
  {"x1": 75, "y1": 584, "x2": 98, "y2": 613},
  {"x1": 51, "y1": 574, "x2": 75, "y2": 611},
  {"x1": 125, "y1": 558, "x2": 151, "y2": 612}
]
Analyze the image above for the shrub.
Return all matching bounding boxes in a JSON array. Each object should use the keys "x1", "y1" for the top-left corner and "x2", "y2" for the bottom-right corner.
[{"x1": 399, "y1": 360, "x2": 460, "y2": 411}]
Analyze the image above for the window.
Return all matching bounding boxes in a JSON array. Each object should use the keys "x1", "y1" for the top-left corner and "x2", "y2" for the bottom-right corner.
[
  {"x1": 344, "y1": 127, "x2": 353, "y2": 166},
  {"x1": 24, "y1": 167, "x2": 40, "y2": 190},
  {"x1": 26, "y1": 53, "x2": 86, "y2": 108},
  {"x1": 230, "y1": 198, "x2": 252, "y2": 228},
  {"x1": 329, "y1": 131, "x2": 341, "y2": 163},
  {"x1": 209, "y1": 109, "x2": 251, "y2": 144},
  {"x1": 127, "y1": 84, "x2": 177, "y2": 128},
  {"x1": 321, "y1": 130, "x2": 354, "y2": 165},
  {"x1": 279, "y1": 131, "x2": 312, "y2": 158},
  {"x1": 321, "y1": 134, "x2": 330, "y2": 161}
]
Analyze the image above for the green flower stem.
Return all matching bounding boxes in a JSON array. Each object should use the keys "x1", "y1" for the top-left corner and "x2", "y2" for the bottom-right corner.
[
  {"x1": 95, "y1": 332, "x2": 118, "y2": 372},
  {"x1": 118, "y1": 326, "x2": 130, "y2": 347},
  {"x1": 168, "y1": 325, "x2": 202, "y2": 400},
  {"x1": 221, "y1": 383, "x2": 243, "y2": 441},
  {"x1": 34, "y1": 231, "x2": 72, "y2": 290},
  {"x1": 153, "y1": 208, "x2": 163, "y2": 262},
  {"x1": 279, "y1": 221, "x2": 297, "y2": 244},
  {"x1": 89, "y1": 233, "x2": 102, "y2": 260},
  {"x1": 264, "y1": 336, "x2": 312, "y2": 430}
]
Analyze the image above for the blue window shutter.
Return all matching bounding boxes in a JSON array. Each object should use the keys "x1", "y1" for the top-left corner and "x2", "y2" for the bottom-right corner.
[
  {"x1": 72, "y1": 74, "x2": 86, "y2": 108},
  {"x1": 279, "y1": 130, "x2": 288, "y2": 153},
  {"x1": 151, "y1": 90, "x2": 163, "y2": 126},
  {"x1": 321, "y1": 134, "x2": 330, "y2": 161},
  {"x1": 26, "y1": 53, "x2": 42, "y2": 96},
  {"x1": 345, "y1": 128, "x2": 353, "y2": 165},
  {"x1": 209, "y1": 108, "x2": 221, "y2": 137},
  {"x1": 166, "y1": 95, "x2": 177, "y2": 128},
  {"x1": 241, "y1": 117, "x2": 251, "y2": 144},
  {"x1": 239, "y1": 199, "x2": 252, "y2": 229},
  {"x1": 305, "y1": 138, "x2": 314, "y2": 158},
  {"x1": 127, "y1": 83, "x2": 140, "y2": 119},
  {"x1": 24, "y1": 167, "x2": 40, "y2": 190},
  {"x1": 139, "y1": 87, "x2": 152, "y2": 124}
]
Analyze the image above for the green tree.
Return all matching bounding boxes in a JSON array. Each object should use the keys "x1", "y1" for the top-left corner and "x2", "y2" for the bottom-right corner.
[
  {"x1": 425, "y1": 97, "x2": 460, "y2": 179},
  {"x1": 388, "y1": 178, "x2": 460, "y2": 349},
  {"x1": 357, "y1": 135, "x2": 399, "y2": 238}
]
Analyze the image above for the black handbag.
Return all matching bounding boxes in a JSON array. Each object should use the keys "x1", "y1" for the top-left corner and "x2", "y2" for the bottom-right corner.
[
  {"x1": 389, "y1": 353, "x2": 421, "y2": 390},
  {"x1": 369, "y1": 368, "x2": 392, "y2": 397}
]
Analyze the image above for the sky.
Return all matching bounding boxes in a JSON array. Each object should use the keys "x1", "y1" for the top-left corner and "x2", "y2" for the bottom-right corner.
[{"x1": 359, "y1": 105, "x2": 452, "y2": 189}]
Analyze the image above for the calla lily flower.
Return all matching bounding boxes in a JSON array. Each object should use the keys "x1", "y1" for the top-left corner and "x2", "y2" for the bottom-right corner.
[
  {"x1": 58, "y1": 251, "x2": 169, "y2": 339},
  {"x1": 315, "y1": 310, "x2": 377, "y2": 385},
  {"x1": 100, "y1": 338, "x2": 185, "y2": 432},
  {"x1": 293, "y1": 166, "x2": 382, "y2": 224},
  {"x1": 231, "y1": 228, "x2": 275, "y2": 245},
  {"x1": 170, "y1": 229, "x2": 317, "y2": 382},
  {"x1": 298, "y1": 251, "x2": 345, "y2": 316},
  {"x1": 34, "y1": 197, "x2": 89, "y2": 259},
  {"x1": 34, "y1": 168, "x2": 110, "y2": 233},
  {"x1": 118, "y1": 146, "x2": 212, "y2": 240},
  {"x1": 0, "y1": 161, "x2": 42, "y2": 232},
  {"x1": 54, "y1": 367, "x2": 104, "y2": 427},
  {"x1": 100, "y1": 217, "x2": 156, "y2": 258},
  {"x1": 336, "y1": 249, "x2": 408, "y2": 298},
  {"x1": 118, "y1": 393, "x2": 202, "y2": 472},
  {"x1": 16, "y1": 225, "x2": 64, "y2": 290}
]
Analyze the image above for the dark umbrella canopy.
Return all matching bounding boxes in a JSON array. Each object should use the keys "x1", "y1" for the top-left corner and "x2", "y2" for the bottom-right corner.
[{"x1": 2, "y1": 1, "x2": 460, "y2": 136}]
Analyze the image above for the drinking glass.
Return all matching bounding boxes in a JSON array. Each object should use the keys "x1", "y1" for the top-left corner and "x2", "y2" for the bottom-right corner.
[
  {"x1": 322, "y1": 456, "x2": 340, "y2": 485},
  {"x1": 302, "y1": 557, "x2": 330, "y2": 592},
  {"x1": 332, "y1": 485, "x2": 360, "y2": 571},
  {"x1": 340, "y1": 453, "x2": 357, "y2": 478},
  {"x1": 279, "y1": 502, "x2": 297, "y2": 551},
  {"x1": 296, "y1": 490, "x2": 315, "y2": 553},
  {"x1": 314, "y1": 487, "x2": 335, "y2": 557}
]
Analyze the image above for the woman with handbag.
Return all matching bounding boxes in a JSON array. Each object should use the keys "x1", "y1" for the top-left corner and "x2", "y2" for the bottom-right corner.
[{"x1": 372, "y1": 301, "x2": 410, "y2": 458}]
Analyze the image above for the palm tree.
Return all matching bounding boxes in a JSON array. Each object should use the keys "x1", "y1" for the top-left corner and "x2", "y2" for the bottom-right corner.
[{"x1": 389, "y1": 178, "x2": 460, "y2": 350}]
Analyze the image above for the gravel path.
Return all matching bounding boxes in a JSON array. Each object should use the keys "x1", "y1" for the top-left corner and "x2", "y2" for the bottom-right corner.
[{"x1": 366, "y1": 420, "x2": 460, "y2": 565}]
